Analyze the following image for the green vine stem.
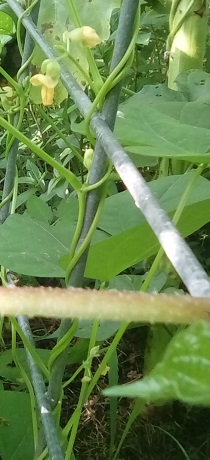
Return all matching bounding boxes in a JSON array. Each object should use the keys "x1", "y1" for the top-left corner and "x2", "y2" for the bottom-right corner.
[
  {"x1": 113, "y1": 399, "x2": 145, "y2": 460},
  {"x1": 11, "y1": 321, "x2": 39, "y2": 450},
  {"x1": 48, "y1": 320, "x2": 79, "y2": 372},
  {"x1": 65, "y1": 320, "x2": 99, "y2": 457},
  {"x1": 65, "y1": 185, "x2": 107, "y2": 285},
  {"x1": 66, "y1": 0, "x2": 103, "y2": 93},
  {"x1": 0, "y1": 67, "x2": 26, "y2": 223},
  {"x1": 55, "y1": 46, "x2": 94, "y2": 91},
  {"x1": 37, "y1": 106, "x2": 84, "y2": 163},
  {"x1": 16, "y1": 0, "x2": 40, "y2": 55},
  {"x1": 0, "y1": 115, "x2": 82, "y2": 190},
  {"x1": 84, "y1": 9, "x2": 140, "y2": 144},
  {"x1": 9, "y1": 316, "x2": 49, "y2": 378},
  {"x1": 141, "y1": 164, "x2": 204, "y2": 292}
]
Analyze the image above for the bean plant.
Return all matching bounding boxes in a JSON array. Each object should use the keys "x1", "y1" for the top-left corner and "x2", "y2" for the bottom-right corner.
[{"x1": 0, "y1": 0, "x2": 210, "y2": 459}]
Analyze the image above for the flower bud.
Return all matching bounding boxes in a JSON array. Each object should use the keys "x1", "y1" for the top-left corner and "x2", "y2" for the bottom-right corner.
[
  {"x1": 63, "y1": 26, "x2": 101, "y2": 48},
  {"x1": 83, "y1": 148, "x2": 94, "y2": 170},
  {"x1": 41, "y1": 59, "x2": 60, "y2": 80}
]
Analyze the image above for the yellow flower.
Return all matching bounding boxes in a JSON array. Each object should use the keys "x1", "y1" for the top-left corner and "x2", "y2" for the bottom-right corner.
[
  {"x1": 30, "y1": 74, "x2": 57, "y2": 106},
  {"x1": 63, "y1": 26, "x2": 102, "y2": 49},
  {"x1": 30, "y1": 59, "x2": 60, "y2": 106}
]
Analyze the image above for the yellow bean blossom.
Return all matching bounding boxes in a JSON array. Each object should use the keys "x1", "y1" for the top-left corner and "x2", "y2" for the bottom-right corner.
[
  {"x1": 30, "y1": 59, "x2": 60, "y2": 106},
  {"x1": 63, "y1": 26, "x2": 102, "y2": 49}
]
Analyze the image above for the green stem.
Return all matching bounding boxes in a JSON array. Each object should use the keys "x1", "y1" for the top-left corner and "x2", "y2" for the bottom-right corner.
[
  {"x1": 48, "y1": 320, "x2": 79, "y2": 372},
  {"x1": 0, "y1": 188, "x2": 13, "y2": 209},
  {"x1": 0, "y1": 116, "x2": 82, "y2": 190},
  {"x1": 84, "y1": 9, "x2": 139, "y2": 143},
  {"x1": 65, "y1": 320, "x2": 99, "y2": 459},
  {"x1": 10, "y1": 168, "x2": 18, "y2": 214},
  {"x1": 67, "y1": 191, "x2": 86, "y2": 259},
  {"x1": 9, "y1": 317, "x2": 49, "y2": 379},
  {"x1": 113, "y1": 399, "x2": 145, "y2": 460},
  {"x1": 16, "y1": 0, "x2": 40, "y2": 55},
  {"x1": 36, "y1": 106, "x2": 83, "y2": 162},
  {"x1": 141, "y1": 165, "x2": 204, "y2": 292},
  {"x1": 62, "y1": 323, "x2": 128, "y2": 441},
  {"x1": 58, "y1": 48, "x2": 94, "y2": 90},
  {"x1": 11, "y1": 321, "x2": 39, "y2": 450},
  {"x1": 66, "y1": 0, "x2": 103, "y2": 93},
  {"x1": 86, "y1": 322, "x2": 128, "y2": 399},
  {"x1": 65, "y1": 185, "x2": 107, "y2": 284},
  {"x1": 82, "y1": 161, "x2": 113, "y2": 192}
]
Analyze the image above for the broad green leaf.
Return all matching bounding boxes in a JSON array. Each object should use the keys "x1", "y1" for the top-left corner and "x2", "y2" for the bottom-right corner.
[
  {"x1": 128, "y1": 151, "x2": 158, "y2": 168},
  {"x1": 0, "y1": 214, "x2": 69, "y2": 277},
  {"x1": 124, "y1": 82, "x2": 185, "y2": 103},
  {"x1": 1, "y1": 173, "x2": 210, "y2": 279},
  {"x1": 26, "y1": 195, "x2": 53, "y2": 223},
  {"x1": 0, "y1": 391, "x2": 34, "y2": 460},
  {"x1": 15, "y1": 188, "x2": 37, "y2": 209},
  {"x1": 38, "y1": 0, "x2": 121, "y2": 41},
  {"x1": 97, "y1": 173, "x2": 210, "y2": 235},
  {"x1": 85, "y1": 174, "x2": 210, "y2": 280},
  {"x1": 76, "y1": 320, "x2": 121, "y2": 341},
  {"x1": 115, "y1": 78, "x2": 210, "y2": 162},
  {"x1": 176, "y1": 69, "x2": 210, "y2": 103},
  {"x1": 108, "y1": 274, "x2": 144, "y2": 291},
  {"x1": 107, "y1": 273, "x2": 167, "y2": 293},
  {"x1": 104, "y1": 321, "x2": 210, "y2": 407},
  {"x1": 55, "y1": 196, "x2": 79, "y2": 221}
]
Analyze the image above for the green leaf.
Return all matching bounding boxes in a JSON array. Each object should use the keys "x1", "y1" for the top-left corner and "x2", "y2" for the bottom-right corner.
[
  {"x1": 115, "y1": 81, "x2": 210, "y2": 162},
  {"x1": 144, "y1": 325, "x2": 177, "y2": 374},
  {"x1": 26, "y1": 195, "x2": 53, "y2": 223},
  {"x1": 0, "y1": 4, "x2": 17, "y2": 28},
  {"x1": 85, "y1": 173, "x2": 210, "y2": 280},
  {"x1": 75, "y1": 320, "x2": 121, "y2": 341},
  {"x1": 0, "y1": 391, "x2": 34, "y2": 460},
  {"x1": 1, "y1": 173, "x2": 210, "y2": 280},
  {"x1": 104, "y1": 321, "x2": 210, "y2": 407},
  {"x1": 0, "y1": 348, "x2": 50, "y2": 383},
  {"x1": 38, "y1": 0, "x2": 121, "y2": 42},
  {"x1": 0, "y1": 11, "x2": 15, "y2": 35},
  {"x1": 67, "y1": 339, "x2": 89, "y2": 365},
  {"x1": 0, "y1": 214, "x2": 69, "y2": 277},
  {"x1": 108, "y1": 274, "x2": 144, "y2": 291},
  {"x1": 176, "y1": 69, "x2": 210, "y2": 103}
]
